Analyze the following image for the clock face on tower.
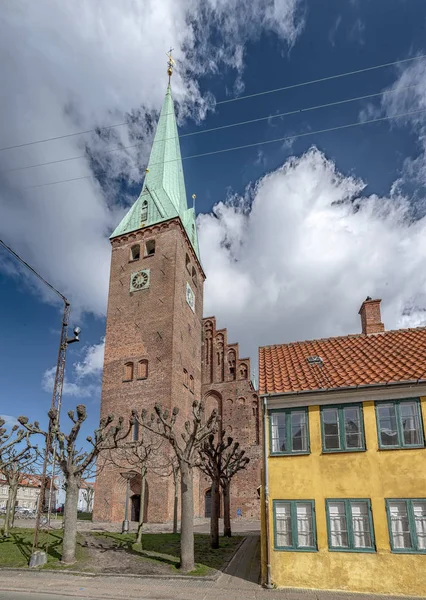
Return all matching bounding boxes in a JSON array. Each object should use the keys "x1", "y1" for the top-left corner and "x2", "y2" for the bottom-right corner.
[
  {"x1": 130, "y1": 269, "x2": 150, "y2": 292},
  {"x1": 186, "y1": 282, "x2": 195, "y2": 312}
]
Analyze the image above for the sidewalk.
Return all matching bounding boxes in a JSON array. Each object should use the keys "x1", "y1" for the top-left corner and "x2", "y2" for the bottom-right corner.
[{"x1": 0, "y1": 534, "x2": 424, "y2": 600}]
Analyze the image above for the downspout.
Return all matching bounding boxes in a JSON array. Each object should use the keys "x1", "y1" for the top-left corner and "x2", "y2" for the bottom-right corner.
[{"x1": 263, "y1": 396, "x2": 273, "y2": 589}]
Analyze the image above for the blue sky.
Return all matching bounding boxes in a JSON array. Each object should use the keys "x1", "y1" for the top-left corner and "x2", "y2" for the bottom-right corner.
[{"x1": 2, "y1": 0, "x2": 426, "y2": 439}]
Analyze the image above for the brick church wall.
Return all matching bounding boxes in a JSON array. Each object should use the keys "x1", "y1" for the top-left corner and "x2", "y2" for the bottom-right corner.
[{"x1": 200, "y1": 317, "x2": 261, "y2": 521}]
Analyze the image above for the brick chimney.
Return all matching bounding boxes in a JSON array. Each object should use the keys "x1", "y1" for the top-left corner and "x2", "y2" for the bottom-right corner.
[{"x1": 359, "y1": 297, "x2": 385, "y2": 335}]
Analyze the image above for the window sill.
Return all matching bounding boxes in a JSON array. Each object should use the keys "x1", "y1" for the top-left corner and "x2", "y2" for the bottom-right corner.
[
  {"x1": 390, "y1": 548, "x2": 426, "y2": 554},
  {"x1": 129, "y1": 258, "x2": 140, "y2": 263},
  {"x1": 122, "y1": 379, "x2": 133, "y2": 383},
  {"x1": 136, "y1": 377, "x2": 148, "y2": 381},
  {"x1": 274, "y1": 547, "x2": 317, "y2": 553},
  {"x1": 144, "y1": 254, "x2": 155, "y2": 259},
  {"x1": 269, "y1": 451, "x2": 310, "y2": 457},
  {"x1": 321, "y1": 448, "x2": 366, "y2": 454},
  {"x1": 328, "y1": 547, "x2": 376, "y2": 553},
  {"x1": 377, "y1": 444, "x2": 425, "y2": 451}
]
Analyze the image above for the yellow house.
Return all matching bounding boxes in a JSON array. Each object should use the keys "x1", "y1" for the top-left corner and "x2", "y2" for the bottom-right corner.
[{"x1": 259, "y1": 298, "x2": 426, "y2": 596}]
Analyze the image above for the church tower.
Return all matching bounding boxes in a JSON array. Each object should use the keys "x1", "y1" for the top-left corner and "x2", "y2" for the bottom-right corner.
[{"x1": 93, "y1": 63, "x2": 205, "y2": 523}]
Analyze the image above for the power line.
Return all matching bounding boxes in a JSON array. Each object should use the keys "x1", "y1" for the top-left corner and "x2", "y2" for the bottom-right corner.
[
  {"x1": 216, "y1": 54, "x2": 426, "y2": 105},
  {"x1": 3, "y1": 83, "x2": 422, "y2": 175},
  {"x1": 0, "y1": 239, "x2": 67, "y2": 302},
  {"x1": 23, "y1": 106, "x2": 426, "y2": 191},
  {"x1": 1, "y1": 53, "x2": 425, "y2": 153}
]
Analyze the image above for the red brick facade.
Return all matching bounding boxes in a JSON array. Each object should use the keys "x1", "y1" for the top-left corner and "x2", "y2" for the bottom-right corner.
[
  {"x1": 93, "y1": 219, "x2": 260, "y2": 523},
  {"x1": 200, "y1": 317, "x2": 261, "y2": 520}
]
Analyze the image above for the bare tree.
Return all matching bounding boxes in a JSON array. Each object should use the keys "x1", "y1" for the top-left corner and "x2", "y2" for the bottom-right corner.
[
  {"x1": 0, "y1": 417, "x2": 33, "y2": 470},
  {"x1": 104, "y1": 427, "x2": 161, "y2": 547},
  {"x1": 19, "y1": 406, "x2": 128, "y2": 564},
  {"x1": 220, "y1": 441, "x2": 250, "y2": 537},
  {"x1": 198, "y1": 432, "x2": 249, "y2": 546},
  {"x1": 1, "y1": 447, "x2": 40, "y2": 537},
  {"x1": 135, "y1": 401, "x2": 220, "y2": 572}
]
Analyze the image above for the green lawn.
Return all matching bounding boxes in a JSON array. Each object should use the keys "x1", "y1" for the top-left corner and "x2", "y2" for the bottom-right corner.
[
  {"x1": 0, "y1": 529, "x2": 86, "y2": 568},
  {"x1": 0, "y1": 528, "x2": 242, "y2": 576}
]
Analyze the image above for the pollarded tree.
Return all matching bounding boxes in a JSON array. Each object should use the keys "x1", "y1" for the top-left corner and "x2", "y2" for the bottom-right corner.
[
  {"x1": 0, "y1": 417, "x2": 33, "y2": 470},
  {"x1": 1, "y1": 446, "x2": 40, "y2": 537},
  {"x1": 19, "y1": 406, "x2": 128, "y2": 564},
  {"x1": 198, "y1": 432, "x2": 250, "y2": 546},
  {"x1": 135, "y1": 401, "x2": 220, "y2": 572},
  {"x1": 220, "y1": 441, "x2": 250, "y2": 537}
]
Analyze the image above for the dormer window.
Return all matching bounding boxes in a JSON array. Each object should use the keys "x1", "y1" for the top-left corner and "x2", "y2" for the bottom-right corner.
[
  {"x1": 141, "y1": 200, "x2": 148, "y2": 223},
  {"x1": 130, "y1": 245, "x2": 140, "y2": 261},
  {"x1": 145, "y1": 240, "x2": 155, "y2": 257}
]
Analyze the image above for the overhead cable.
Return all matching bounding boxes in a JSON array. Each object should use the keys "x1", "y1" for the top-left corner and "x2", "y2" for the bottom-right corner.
[
  {"x1": 3, "y1": 82, "x2": 422, "y2": 175},
  {"x1": 1, "y1": 53, "x2": 425, "y2": 152},
  {"x1": 23, "y1": 106, "x2": 426, "y2": 190}
]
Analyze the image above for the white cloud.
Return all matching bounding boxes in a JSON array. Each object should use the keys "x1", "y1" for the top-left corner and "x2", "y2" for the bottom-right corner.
[
  {"x1": 198, "y1": 146, "x2": 426, "y2": 361},
  {"x1": 42, "y1": 337, "x2": 105, "y2": 398},
  {"x1": 74, "y1": 338, "x2": 105, "y2": 379},
  {"x1": 0, "y1": 0, "x2": 304, "y2": 318}
]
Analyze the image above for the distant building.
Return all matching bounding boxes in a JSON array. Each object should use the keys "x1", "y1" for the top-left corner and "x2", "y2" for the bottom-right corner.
[
  {"x1": 78, "y1": 480, "x2": 95, "y2": 512},
  {"x1": 259, "y1": 298, "x2": 426, "y2": 596},
  {"x1": 0, "y1": 474, "x2": 57, "y2": 511}
]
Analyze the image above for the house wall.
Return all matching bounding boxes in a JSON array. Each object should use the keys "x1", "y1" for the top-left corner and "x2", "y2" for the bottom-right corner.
[{"x1": 265, "y1": 396, "x2": 426, "y2": 596}]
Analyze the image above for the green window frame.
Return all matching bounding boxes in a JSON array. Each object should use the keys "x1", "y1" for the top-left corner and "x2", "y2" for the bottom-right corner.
[
  {"x1": 386, "y1": 499, "x2": 426, "y2": 553},
  {"x1": 273, "y1": 500, "x2": 317, "y2": 551},
  {"x1": 326, "y1": 499, "x2": 376, "y2": 552},
  {"x1": 375, "y1": 399, "x2": 425, "y2": 449},
  {"x1": 320, "y1": 404, "x2": 365, "y2": 453},
  {"x1": 269, "y1": 408, "x2": 310, "y2": 455}
]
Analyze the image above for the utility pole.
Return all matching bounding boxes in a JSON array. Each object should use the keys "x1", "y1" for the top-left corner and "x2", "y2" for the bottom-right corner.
[{"x1": 0, "y1": 240, "x2": 81, "y2": 561}]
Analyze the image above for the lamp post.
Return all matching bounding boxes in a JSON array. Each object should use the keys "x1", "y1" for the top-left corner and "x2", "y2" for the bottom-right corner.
[{"x1": 121, "y1": 470, "x2": 137, "y2": 534}]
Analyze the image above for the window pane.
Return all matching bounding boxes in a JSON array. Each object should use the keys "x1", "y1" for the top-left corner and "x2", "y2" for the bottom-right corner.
[
  {"x1": 296, "y1": 502, "x2": 314, "y2": 547},
  {"x1": 323, "y1": 408, "x2": 340, "y2": 449},
  {"x1": 377, "y1": 405, "x2": 398, "y2": 446},
  {"x1": 276, "y1": 502, "x2": 292, "y2": 547},
  {"x1": 400, "y1": 402, "x2": 422, "y2": 446},
  {"x1": 291, "y1": 412, "x2": 307, "y2": 452},
  {"x1": 328, "y1": 501, "x2": 349, "y2": 547},
  {"x1": 351, "y1": 501, "x2": 372, "y2": 548},
  {"x1": 413, "y1": 501, "x2": 426, "y2": 551},
  {"x1": 344, "y1": 407, "x2": 363, "y2": 449},
  {"x1": 271, "y1": 413, "x2": 286, "y2": 453},
  {"x1": 388, "y1": 501, "x2": 412, "y2": 549}
]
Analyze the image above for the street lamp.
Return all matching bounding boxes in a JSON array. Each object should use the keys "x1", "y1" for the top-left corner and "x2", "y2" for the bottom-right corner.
[{"x1": 121, "y1": 470, "x2": 137, "y2": 534}]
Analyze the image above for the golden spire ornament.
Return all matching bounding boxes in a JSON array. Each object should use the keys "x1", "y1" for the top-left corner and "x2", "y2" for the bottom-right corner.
[{"x1": 167, "y1": 47, "x2": 175, "y2": 83}]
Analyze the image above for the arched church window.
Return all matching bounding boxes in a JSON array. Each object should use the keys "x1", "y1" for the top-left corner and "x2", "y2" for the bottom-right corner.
[
  {"x1": 141, "y1": 200, "x2": 148, "y2": 222},
  {"x1": 130, "y1": 245, "x2": 140, "y2": 261},
  {"x1": 137, "y1": 359, "x2": 148, "y2": 380},
  {"x1": 239, "y1": 363, "x2": 248, "y2": 380},
  {"x1": 145, "y1": 240, "x2": 155, "y2": 256},
  {"x1": 123, "y1": 362, "x2": 134, "y2": 382},
  {"x1": 228, "y1": 350, "x2": 236, "y2": 380},
  {"x1": 191, "y1": 266, "x2": 197, "y2": 287},
  {"x1": 132, "y1": 420, "x2": 139, "y2": 441}
]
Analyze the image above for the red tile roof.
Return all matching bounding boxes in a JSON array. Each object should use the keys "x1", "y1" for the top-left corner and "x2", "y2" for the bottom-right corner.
[{"x1": 259, "y1": 328, "x2": 426, "y2": 395}]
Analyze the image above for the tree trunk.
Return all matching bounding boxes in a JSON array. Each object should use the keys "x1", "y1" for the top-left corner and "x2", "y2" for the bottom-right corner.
[
  {"x1": 136, "y1": 466, "x2": 146, "y2": 546},
  {"x1": 173, "y1": 467, "x2": 179, "y2": 534},
  {"x1": 179, "y1": 461, "x2": 194, "y2": 572},
  {"x1": 223, "y1": 480, "x2": 231, "y2": 537},
  {"x1": 4, "y1": 488, "x2": 13, "y2": 537},
  {"x1": 9, "y1": 482, "x2": 18, "y2": 529},
  {"x1": 61, "y1": 476, "x2": 79, "y2": 564},
  {"x1": 210, "y1": 477, "x2": 220, "y2": 549}
]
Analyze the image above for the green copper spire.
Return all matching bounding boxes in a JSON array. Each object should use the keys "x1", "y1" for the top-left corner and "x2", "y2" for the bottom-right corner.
[{"x1": 110, "y1": 84, "x2": 200, "y2": 259}]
